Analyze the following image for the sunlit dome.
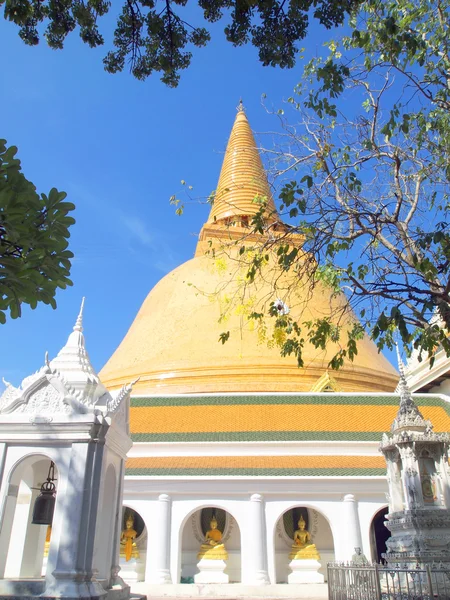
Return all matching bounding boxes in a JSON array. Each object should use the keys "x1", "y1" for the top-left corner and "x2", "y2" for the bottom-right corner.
[{"x1": 100, "y1": 107, "x2": 398, "y2": 394}]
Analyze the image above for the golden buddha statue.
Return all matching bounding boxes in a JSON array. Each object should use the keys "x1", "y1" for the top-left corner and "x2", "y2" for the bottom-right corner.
[
  {"x1": 120, "y1": 512, "x2": 140, "y2": 562},
  {"x1": 197, "y1": 516, "x2": 228, "y2": 560},
  {"x1": 289, "y1": 515, "x2": 320, "y2": 560}
]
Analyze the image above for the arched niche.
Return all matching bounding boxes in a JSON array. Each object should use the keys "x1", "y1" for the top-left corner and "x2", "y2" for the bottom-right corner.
[
  {"x1": 0, "y1": 453, "x2": 59, "y2": 581},
  {"x1": 273, "y1": 506, "x2": 335, "y2": 583},
  {"x1": 119, "y1": 506, "x2": 147, "y2": 583},
  {"x1": 180, "y1": 506, "x2": 241, "y2": 583},
  {"x1": 370, "y1": 506, "x2": 389, "y2": 563}
]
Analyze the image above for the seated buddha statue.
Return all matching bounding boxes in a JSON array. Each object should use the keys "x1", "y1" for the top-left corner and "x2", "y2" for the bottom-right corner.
[
  {"x1": 289, "y1": 515, "x2": 320, "y2": 560},
  {"x1": 197, "y1": 515, "x2": 228, "y2": 560},
  {"x1": 120, "y1": 513, "x2": 140, "y2": 562}
]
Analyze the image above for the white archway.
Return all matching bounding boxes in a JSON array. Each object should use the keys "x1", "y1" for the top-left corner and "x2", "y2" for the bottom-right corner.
[
  {"x1": 0, "y1": 453, "x2": 60, "y2": 581},
  {"x1": 272, "y1": 504, "x2": 335, "y2": 583},
  {"x1": 119, "y1": 504, "x2": 148, "y2": 583},
  {"x1": 369, "y1": 505, "x2": 389, "y2": 563},
  {"x1": 178, "y1": 504, "x2": 242, "y2": 583}
]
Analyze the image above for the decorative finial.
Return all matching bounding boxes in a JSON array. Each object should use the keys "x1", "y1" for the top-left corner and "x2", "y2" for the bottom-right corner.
[
  {"x1": 396, "y1": 342, "x2": 413, "y2": 401},
  {"x1": 393, "y1": 343, "x2": 427, "y2": 431},
  {"x1": 396, "y1": 344, "x2": 407, "y2": 384},
  {"x1": 237, "y1": 98, "x2": 245, "y2": 113},
  {"x1": 74, "y1": 297, "x2": 85, "y2": 332}
]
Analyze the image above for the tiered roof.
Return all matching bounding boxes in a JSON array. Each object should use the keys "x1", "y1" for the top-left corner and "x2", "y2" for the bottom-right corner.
[{"x1": 126, "y1": 393, "x2": 450, "y2": 477}]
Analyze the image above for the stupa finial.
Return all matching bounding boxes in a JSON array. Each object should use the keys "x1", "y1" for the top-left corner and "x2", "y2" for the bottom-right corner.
[
  {"x1": 206, "y1": 103, "x2": 278, "y2": 226},
  {"x1": 74, "y1": 297, "x2": 85, "y2": 333}
]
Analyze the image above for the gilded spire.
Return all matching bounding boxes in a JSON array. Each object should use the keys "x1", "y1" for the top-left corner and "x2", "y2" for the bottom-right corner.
[{"x1": 207, "y1": 106, "x2": 278, "y2": 225}]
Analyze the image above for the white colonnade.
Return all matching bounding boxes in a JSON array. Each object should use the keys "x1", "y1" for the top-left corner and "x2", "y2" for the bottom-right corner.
[{"x1": 123, "y1": 485, "x2": 389, "y2": 585}]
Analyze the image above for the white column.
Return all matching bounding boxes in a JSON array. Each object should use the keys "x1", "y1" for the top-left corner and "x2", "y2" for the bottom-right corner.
[
  {"x1": 340, "y1": 494, "x2": 363, "y2": 561},
  {"x1": 0, "y1": 484, "x2": 19, "y2": 577},
  {"x1": 242, "y1": 494, "x2": 269, "y2": 584},
  {"x1": 109, "y1": 460, "x2": 128, "y2": 589},
  {"x1": 44, "y1": 442, "x2": 106, "y2": 599},
  {"x1": 146, "y1": 494, "x2": 172, "y2": 583},
  {"x1": 5, "y1": 484, "x2": 31, "y2": 578},
  {"x1": 20, "y1": 489, "x2": 47, "y2": 577},
  {"x1": 0, "y1": 443, "x2": 6, "y2": 488}
]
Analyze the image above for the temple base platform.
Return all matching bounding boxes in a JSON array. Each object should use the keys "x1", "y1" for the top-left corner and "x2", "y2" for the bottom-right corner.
[
  {"x1": 287, "y1": 559, "x2": 324, "y2": 584},
  {"x1": 129, "y1": 583, "x2": 328, "y2": 599},
  {"x1": 0, "y1": 578, "x2": 134, "y2": 600}
]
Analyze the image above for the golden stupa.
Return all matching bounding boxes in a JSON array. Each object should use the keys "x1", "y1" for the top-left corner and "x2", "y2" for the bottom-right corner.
[{"x1": 100, "y1": 106, "x2": 398, "y2": 394}]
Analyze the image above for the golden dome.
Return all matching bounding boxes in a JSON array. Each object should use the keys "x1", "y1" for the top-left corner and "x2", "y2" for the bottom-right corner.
[{"x1": 99, "y1": 108, "x2": 398, "y2": 395}]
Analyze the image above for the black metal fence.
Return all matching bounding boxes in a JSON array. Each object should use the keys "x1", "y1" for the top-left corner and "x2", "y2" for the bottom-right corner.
[{"x1": 327, "y1": 562, "x2": 450, "y2": 600}]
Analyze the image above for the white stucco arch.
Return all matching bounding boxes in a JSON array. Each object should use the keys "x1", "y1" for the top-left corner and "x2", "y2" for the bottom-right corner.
[
  {"x1": 178, "y1": 501, "x2": 243, "y2": 540},
  {"x1": 269, "y1": 502, "x2": 335, "y2": 583},
  {"x1": 358, "y1": 499, "x2": 389, "y2": 560},
  {"x1": 6, "y1": 451, "x2": 62, "y2": 487},
  {"x1": 176, "y1": 502, "x2": 242, "y2": 583},
  {"x1": 121, "y1": 502, "x2": 148, "y2": 547},
  {"x1": 0, "y1": 452, "x2": 60, "y2": 580},
  {"x1": 117, "y1": 502, "x2": 148, "y2": 583},
  {"x1": 368, "y1": 504, "x2": 389, "y2": 563},
  {"x1": 367, "y1": 503, "x2": 389, "y2": 533},
  {"x1": 270, "y1": 501, "x2": 337, "y2": 545}
]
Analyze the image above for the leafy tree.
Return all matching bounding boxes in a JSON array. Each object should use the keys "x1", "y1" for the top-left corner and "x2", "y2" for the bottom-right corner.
[
  {"x1": 0, "y1": 140, "x2": 75, "y2": 324},
  {"x1": 213, "y1": 0, "x2": 450, "y2": 366},
  {"x1": 1, "y1": 0, "x2": 360, "y2": 87}
]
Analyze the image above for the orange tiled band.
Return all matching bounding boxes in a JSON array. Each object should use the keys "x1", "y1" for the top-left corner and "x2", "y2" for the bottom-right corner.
[{"x1": 130, "y1": 404, "x2": 450, "y2": 435}]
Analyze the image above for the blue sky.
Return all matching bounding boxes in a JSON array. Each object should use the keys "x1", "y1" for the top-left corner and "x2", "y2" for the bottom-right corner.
[{"x1": 0, "y1": 9, "x2": 396, "y2": 385}]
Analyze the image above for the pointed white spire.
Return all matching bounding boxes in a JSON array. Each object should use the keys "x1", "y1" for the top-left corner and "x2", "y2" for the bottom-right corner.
[
  {"x1": 396, "y1": 344, "x2": 410, "y2": 397},
  {"x1": 0, "y1": 299, "x2": 125, "y2": 417},
  {"x1": 73, "y1": 297, "x2": 85, "y2": 332},
  {"x1": 50, "y1": 298, "x2": 106, "y2": 405},
  {"x1": 392, "y1": 344, "x2": 427, "y2": 432}
]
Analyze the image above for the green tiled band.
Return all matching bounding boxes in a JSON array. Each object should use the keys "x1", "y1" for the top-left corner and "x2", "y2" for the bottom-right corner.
[
  {"x1": 131, "y1": 394, "x2": 447, "y2": 410},
  {"x1": 125, "y1": 467, "x2": 387, "y2": 476},
  {"x1": 131, "y1": 430, "x2": 385, "y2": 442}
]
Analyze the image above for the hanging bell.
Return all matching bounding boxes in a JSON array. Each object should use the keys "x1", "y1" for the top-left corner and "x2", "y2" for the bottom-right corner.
[{"x1": 32, "y1": 461, "x2": 56, "y2": 525}]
